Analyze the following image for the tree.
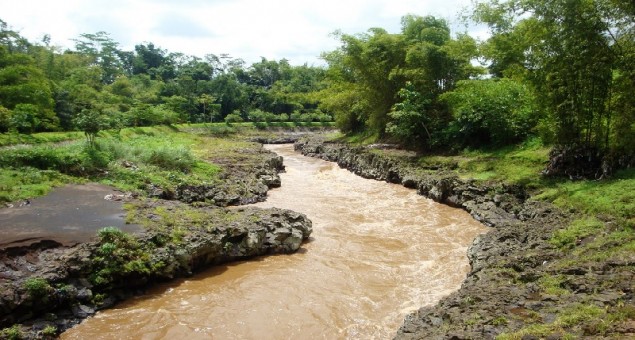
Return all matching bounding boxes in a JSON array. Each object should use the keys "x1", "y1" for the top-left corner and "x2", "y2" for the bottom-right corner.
[
  {"x1": 0, "y1": 105, "x2": 10, "y2": 132},
  {"x1": 320, "y1": 15, "x2": 480, "y2": 141},
  {"x1": 440, "y1": 79, "x2": 539, "y2": 147},
  {"x1": 320, "y1": 28, "x2": 407, "y2": 135},
  {"x1": 73, "y1": 109, "x2": 108, "y2": 146},
  {"x1": 73, "y1": 32, "x2": 124, "y2": 84},
  {"x1": 475, "y1": 0, "x2": 634, "y2": 154},
  {"x1": 386, "y1": 82, "x2": 432, "y2": 146},
  {"x1": 0, "y1": 40, "x2": 57, "y2": 132},
  {"x1": 198, "y1": 93, "x2": 220, "y2": 122}
]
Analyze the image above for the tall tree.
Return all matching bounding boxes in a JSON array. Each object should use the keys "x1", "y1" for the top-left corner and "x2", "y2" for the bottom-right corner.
[
  {"x1": 73, "y1": 32, "x2": 124, "y2": 84},
  {"x1": 475, "y1": 0, "x2": 635, "y2": 153}
]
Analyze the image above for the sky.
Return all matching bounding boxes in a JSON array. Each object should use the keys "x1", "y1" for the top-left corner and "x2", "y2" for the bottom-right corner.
[{"x1": 1, "y1": 0, "x2": 486, "y2": 66}]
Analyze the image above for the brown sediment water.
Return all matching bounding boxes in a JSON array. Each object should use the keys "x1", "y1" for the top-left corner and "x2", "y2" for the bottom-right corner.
[
  {"x1": 0, "y1": 183, "x2": 140, "y2": 248},
  {"x1": 61, "y1": 144, "x2": 488, "y2": 340}
]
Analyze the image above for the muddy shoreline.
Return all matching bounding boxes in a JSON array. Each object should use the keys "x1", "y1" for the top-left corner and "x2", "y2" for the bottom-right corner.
[{"x1": 294, "y1": 138, "x2": 634, "y2": 339}]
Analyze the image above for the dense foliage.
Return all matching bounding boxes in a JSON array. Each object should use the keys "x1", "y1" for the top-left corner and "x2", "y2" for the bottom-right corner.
[
  {"x1": 319, "y1": 15, "x2": 481, "y2": 145},
  {"x1": 1, "y1": 0, "x2": 634, "y2": 162},
  {"x1": 0, "y1": 19, "x2": 329, "y2": 136},
  {"x1": 473, "y1": 0, "x2": 635, "y2": 155}
]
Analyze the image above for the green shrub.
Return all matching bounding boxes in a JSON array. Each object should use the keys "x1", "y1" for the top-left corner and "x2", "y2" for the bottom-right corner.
[
  {"x1": 91, "y1": 226, "x2": 158, "y2": 287},
  {"x1": 145, "y1": 146, "x2": 194, "y2": 172},
  {"x1": 441, "y1": 79, "x2": 540, "y2": 147},
  {"x1": 24, "y1": 277, "x2": 51, "y2": 298},
  {"x1": 41, "y1": 325, "x2": 57, "y2": 337},
  {"x1": 97, "y1": 226, "x2": 131, "y2": 244},
  {"x1": 1, "y1": 325, "x2": 23, "y2": 340},
  {"x1": 224, "y1": 113, "x2": 244, "y2": 124}
]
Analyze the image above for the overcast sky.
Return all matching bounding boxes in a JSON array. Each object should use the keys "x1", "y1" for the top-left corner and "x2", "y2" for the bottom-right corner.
[{"x1": 1, "y1": 0, "x2": 484, "y2": 65}]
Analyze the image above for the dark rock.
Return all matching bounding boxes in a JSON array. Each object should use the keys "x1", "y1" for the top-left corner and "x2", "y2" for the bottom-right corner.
[
  {"x1": 71, "y1": 304, "x2": 95, "y2": 318},
  {"x1": 76, "y1": 288, "x2": 92, "y2": 302}
]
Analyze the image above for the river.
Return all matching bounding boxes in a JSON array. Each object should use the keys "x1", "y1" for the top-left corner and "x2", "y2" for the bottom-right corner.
[{"x1": 61, "y1": 144, "x2": 487, "y2": 339}]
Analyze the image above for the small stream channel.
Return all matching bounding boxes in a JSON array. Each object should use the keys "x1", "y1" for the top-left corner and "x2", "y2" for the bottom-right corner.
[{"x1": 61, "y1": 144, "x2": 487, "y2": 339}]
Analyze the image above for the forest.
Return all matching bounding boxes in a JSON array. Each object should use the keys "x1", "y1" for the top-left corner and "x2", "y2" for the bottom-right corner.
[{"x1": 1, "y1": 0, "x2": 634, "y2": 174}]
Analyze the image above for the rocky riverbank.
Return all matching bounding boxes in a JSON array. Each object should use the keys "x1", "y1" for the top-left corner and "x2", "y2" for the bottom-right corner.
[
  {"x1": 0, "y1": 203, "x2": 312, "y2": 339},
  {"x1": 295, "y1": 138, "x2": 634, "y2": 339},
  {"x1": 0, "y1": 136, "x2": 314, "y2": 339}
]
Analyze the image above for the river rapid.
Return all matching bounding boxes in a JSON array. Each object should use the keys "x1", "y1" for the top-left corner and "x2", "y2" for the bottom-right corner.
[{"x1": 62, "y1": 144, "x2": 487, "y2": 339}]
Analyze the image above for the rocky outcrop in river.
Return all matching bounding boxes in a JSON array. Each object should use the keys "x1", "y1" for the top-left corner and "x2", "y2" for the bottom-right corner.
[
  {"x1": 295, "y1": 138, "x2": 634, "y2": 339},
  {"x1": 0, "y1": 139, "x2": 315, "y2": 339},
  {"x1": 0, "y1": 204, "x2": 312, "y2": 338}
]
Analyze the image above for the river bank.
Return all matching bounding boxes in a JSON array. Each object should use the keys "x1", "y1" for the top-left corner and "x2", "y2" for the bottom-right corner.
[
  {"x1": 0, "y1": 127, "x2": 320, "y2": 339},
  {"x1": 295, "y1": 138, "x2": 634, "y2": 339},
  {"x1": 61, "y1": 143, "x2": 487, "y2": 339},
  {"x1": 1, "y1": 127, "x2": 632, "y2": 339}
]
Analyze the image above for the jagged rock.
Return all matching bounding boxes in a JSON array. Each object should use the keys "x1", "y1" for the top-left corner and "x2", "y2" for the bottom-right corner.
[{"x1": 70, "y1": 305, "x2": 94, "y2": 318}]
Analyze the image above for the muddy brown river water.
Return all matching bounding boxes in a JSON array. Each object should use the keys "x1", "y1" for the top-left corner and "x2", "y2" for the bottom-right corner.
[{"x1": 61, "y1": 144, "x2": 488, "y2": 340}]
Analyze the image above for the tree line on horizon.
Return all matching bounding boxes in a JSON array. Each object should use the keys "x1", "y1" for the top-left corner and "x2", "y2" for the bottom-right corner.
[
  {"x1": 1, "y1": 0, "x2": 634, "y2": 163},
  {"x1": 0, "y1": 20, "x2": 330, "y2": 135}
]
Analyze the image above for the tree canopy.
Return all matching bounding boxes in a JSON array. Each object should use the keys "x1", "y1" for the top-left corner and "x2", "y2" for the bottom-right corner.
[
  {"x1": 0, "y1": 19, "x2": 329, "y2": 134},
  {"x1": 1, "y1": 1, "x2": 634, "y2": 166}
]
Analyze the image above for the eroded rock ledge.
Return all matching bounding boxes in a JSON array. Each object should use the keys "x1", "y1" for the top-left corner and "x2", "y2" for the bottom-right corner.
[
  {"x1": 0, "y1": 142, "x2": 312, "y2": 339},
  {"x1": 295, "y1": 138, "x2": 634, "y2": 339},
  {"x1": 0, "y1": 204, "x2": 312, "y2": 337}
]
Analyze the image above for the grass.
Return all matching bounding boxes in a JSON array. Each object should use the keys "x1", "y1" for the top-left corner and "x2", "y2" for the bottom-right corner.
[
  {"x1": 550, "y1": 217, "x2": 606, "y2": 249},
  {"x1": 496, "y1": 303, "x2": 635, "y2": 339},
  {"x1": 417, "y1": 138, "x2": 551, "y2": 188},
  {"x1": 535, "y1": 168, "x2": 635, "y2": 222},
  {"x1": 554, "y1": 227, "x2": 635, "y2": 269},
  {"x1": 0, "y1": 126, "x2": 238, "y2": 202},
  {"x1": 537, "y1": 275, "x2": 571, "y2": 296},
  {"x1": 0, "y1": 167, "x2": 78, "y2": 203},
  {"x1": 0, "y1": 131, "x2": 84, "y2": 147}
]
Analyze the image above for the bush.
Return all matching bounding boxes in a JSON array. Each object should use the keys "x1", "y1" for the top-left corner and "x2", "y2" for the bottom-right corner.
[
  {"x1": 145, "y1": 146, "x2": 194, "y2": 172},
  {"x1": 441, "y1": 79, "x2": 540, "y2": 147},
  {"x1": 247, "y1": 109, "x2": 287, "y2": 122},
  {"x1": 0, "y1": 143, "x2": 85, "y2": 174},
  {"x1": 224, "y1": 113, "x2": 244, "y2": 124},
  {"x1": 41, "y1": 325, "x2": 57, "y2": 337},
  {"x1": 290, "y1": 111, "x2": 332, "y2": 123},
  {"x1": 1, "y1": 325, "x2": 23, "y2": 340},
  {"x1": 24, "y1": 277, "x2": 51, "y2": 299},
  {"x1": 91, "y1": 227, "x2": 157, "y2": 287},
  {"x1": 97, "y1": 226, "x2": 131, "y2": 244}
]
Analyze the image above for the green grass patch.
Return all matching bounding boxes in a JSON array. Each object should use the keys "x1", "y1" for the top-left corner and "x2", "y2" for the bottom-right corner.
[
  {"x1": 0, "y1": 167, "x2": 77, "y2": 203},
  {"x1": 555, "y1": 226, "x2": 635, "y2": 269},
  {"x1": 393, "y1": 138, "x2": 552, "y2": 187},
  {"x1": 332, "y1": 130, "x2": 382, "y2": 145},
  {"x1": 452, "y1": 139, "x2": 549, "y2": 186},
  {"x1": 497, "y1": 303, "x2": 633, "y2": 339},
  {"x1": 0, "y1": 131, "x2": 84, "y2": 147},
  {"x1": 0, "y1": 126, "x2": 228, "y2": 201},
  {"x1": 535, "y1": 168, "x2": 635, "y2": 221},
  {"x1": 550, "y1": 217, "x2": 605, "y2": 249},
  {"x1": 537, "y1": 274, "x2": 571, "y2": 296}
]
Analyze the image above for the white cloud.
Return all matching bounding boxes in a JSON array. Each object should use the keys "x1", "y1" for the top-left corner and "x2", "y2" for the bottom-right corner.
[{"x1": 1, "y1": 0, "x2": 481, "y2": 65}]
